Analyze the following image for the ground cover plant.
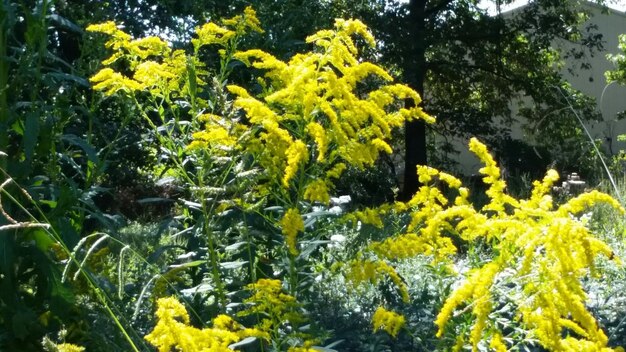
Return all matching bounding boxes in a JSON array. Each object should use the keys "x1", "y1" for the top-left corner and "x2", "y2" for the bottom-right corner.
[{"x1": 2, "y1": 3, "x2": 626, "y2": 352}]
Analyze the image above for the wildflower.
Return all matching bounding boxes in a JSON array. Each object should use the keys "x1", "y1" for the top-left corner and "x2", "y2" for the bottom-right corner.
[
  {"x1": 193, "y1": 22, "x2": 235, "y2": 49},
  {"x1": 145, "y1": 297, "x2": 260, "y2": 352},
  {"x1": 326, "y1": 163, "x2": 347, "y2": 179},
  {"x1": 243, "y1": 6, "x2": 264, "y2": 33},
  {"x1": 133, "y1": 61, "x2": 175, "y2": 89},
  {"x1": 283, "y1": 140, "x2": 308, "y2": 187},
  {"x1": 190, "y1": 126, "x2": 237, "y2": 149},
  {"x1": 303, "y1": 179, "x2": 330, "y2": 204},
  {"x1": 90, "y1": 68, "x2": 143, "y2": 96},
  {"x1": 56, "y1": 344, "x2": 85, "y2": 352},
  {"x1": 489, "y1": 333, "x2": 507, "y2": 352},
  {"x1": 128, "y1": 36, "x2": 170, "y2": 59},
  {"x1": 306, "y1": 122, "x2": 328, "y2": 161},
  {"x1": 281, "y1": 208, "x2": 304, "y2": 255},
  {"x1": 372, "y1": 307, "x2": 405, "y2": 337}
]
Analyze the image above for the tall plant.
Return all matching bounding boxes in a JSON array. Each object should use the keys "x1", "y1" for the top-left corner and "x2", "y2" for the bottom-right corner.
[{"x1": 88, "y1": 9, "x2": 432, "y2": 350}]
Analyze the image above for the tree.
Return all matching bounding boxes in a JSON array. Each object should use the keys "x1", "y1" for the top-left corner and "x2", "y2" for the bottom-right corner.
[
  {"x1": 41, "y1": 0, "x2": 607, "y2": 199},
  {"x1": 329, "y1": 0, "x2": 604, "y2": 198}
]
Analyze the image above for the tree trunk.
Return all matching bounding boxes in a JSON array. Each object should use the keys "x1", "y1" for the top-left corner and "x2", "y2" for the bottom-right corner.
[{"x1": 401, "y1": 0, "x2": 428, "y2": 200}]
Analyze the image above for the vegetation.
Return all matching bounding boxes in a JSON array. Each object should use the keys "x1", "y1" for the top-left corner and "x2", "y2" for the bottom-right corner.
[{"x1": 2, "y1": 1, "x2": 626, "y2": 352}]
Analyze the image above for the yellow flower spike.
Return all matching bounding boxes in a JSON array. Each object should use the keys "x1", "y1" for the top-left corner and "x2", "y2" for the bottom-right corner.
[
  {"x1": 226, "y1": 84, "x2": 252, "y2": 98},
  {"x1": 128, "y1": 36, "x2": 170, "y2": 59},
  {"x1": 234, "y1": 49, "x2": 288, "y2": 75},
  {"x1": 242, "y1": 6, "x2": 264, "y2": 33},
  {"x1": 56, "y1": 344, "x2": 85, "y2": 352},
  {"x1": 90, "y1": 68, "x2": 144, "y2": 96},
  {"x1": 372, "y1": 307, "x2": 406, "y2": 337},
  {"x1": 281, "y1": 208, "x2": 304, "y2": 255},
  {"x1": 283, "y1": 140, "x2": 309, "y2": 187},
  {"x1": 303, "y1": 179, "x2": 330, "y2": 205},
  {"x1": 133, "y1": 61, "x2": 175, "y2": 88},
  {"x1": 145, "y1": 297, "x2": 260, "y2": 352},
  {"x1": 306, "y1": 122, "x2": 328, "y2": 161},
  {"x1": 193, "y1": 22, "x2": 235, "y2": 49},
  {"x1": 435, "y1": 262, "x2": 500, "y2": 338},
  {"x1": 558, "y1": 190, "x2": 625, "y2": 216},
  {"x1": 86, "y1": 21, "x2": 121, "y2": 35},
  {"x1": 489, "y1": 333, "x2": 507, "y2": 352},
  {"x1": 326, "y1": 163, "x2": 347, "y2": 179}
]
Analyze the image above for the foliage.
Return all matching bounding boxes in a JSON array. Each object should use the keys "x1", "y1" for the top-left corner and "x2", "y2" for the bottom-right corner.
[
  {"x1": 327, "y1": 0, "x2": 607, "y2": 193},
  {"x1": 86, "y1": 11, "x2": 433, "y2": 350},
  {"x1": 345, "y1": 137, "x2": 624, "y2": 351},
  {"x1": 2, "y1": 3, "x2": 626, "y2": 352}
]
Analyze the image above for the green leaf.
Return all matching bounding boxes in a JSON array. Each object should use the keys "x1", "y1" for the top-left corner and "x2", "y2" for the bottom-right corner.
[
  {"x1": 228, "y1": 337, "x2": 257, "y2": 349},
  {"x1": 45, "y1": 72, "x2": 89, "y2": 87},
  {"x1": 137, "y1": 197, "x2": 175, "y2": 204},
  {"x1": 23, "y1": 112, "x2": 40, "y2": 162},
  {"x1": 47, "y1": 14, "x2": 83, "y2": 34},
  {"x1": 30, "y1": 228, "x2": 55, "y2": 251},
  {"x1": 169, "y1": 260, "x2": 204, "y2": 268},
  {"x1": 62, "y1": 134, "x2": 99, "y2": 163},
  {"x1": 180, "y1": 282, "x2": 213, "y2": 295},
  {"x1": 219, "y1": 261, "x2": 248, "y2": 270},
  {"x1": 224, "y1": 241, "x2": 248, "y2": 252}
]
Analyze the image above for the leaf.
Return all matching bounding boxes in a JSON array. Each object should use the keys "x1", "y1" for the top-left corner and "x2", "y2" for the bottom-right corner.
[
  {"x1": 47, "y1": 14, "x2": 83, "y2": 34},
  {"x1": 323, "y1": 340, "x2": 345, "y2": 350},
  {"x1": 220, "y1": 261, "x2": 248, "y2": 270},
  {"x1": 182, "y1": 199, "x2": 202, "y2": 210},
  {"x1": 187, "y1": 57, "x2": 197, "y2": 106},
  {"x1": 137, "y1": 197, "x2": 175, "y2": 204},
  {"x1": 224, "y1": 241, "x2": 248, "y2": 252},
  {"x1": 23, "y1": 112, "x2": 40, "y2": 163},
  {"x1": 180, "y1": 282, "x2": 213, "y2": 295},
  {"x1": 147, "y1": 245, "x2": 181, "y2": 263},
  {"x1": 62, "y1": 134, "x2": 99, "y2": 163},
  {"x1": 228, "y1": 337, "x2": 257, "y2": 349},
  {"x1": 45, "y1": 72, "x2": 90, "y2": 87},
  {"x1": 30, "y1": 228, "x2": 55, "y2": 251},
  {"x1": 169, "y1": 260, "x2": 204, "y2": 268}
]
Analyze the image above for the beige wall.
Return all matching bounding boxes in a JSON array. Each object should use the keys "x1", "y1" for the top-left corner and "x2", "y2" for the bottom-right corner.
[{"x1": 447, "y1": 4, "x2": 626, "y2": 175}]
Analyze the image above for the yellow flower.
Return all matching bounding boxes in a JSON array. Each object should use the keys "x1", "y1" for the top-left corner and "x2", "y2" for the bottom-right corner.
[
  {"x1": 128, "y1": 36, "x2": 170, "y2": 59},
  {"x1": 303, "y1": 179, "x2": 330, "y2": 204},
  {"x1": 56, "y1": 344, "x2": 85, "y2": 352},
  {"x1": 326, "y1": 163, "x2": 347, "y2": 179},
  {"x1": 306, "y1": 122, "x2": 328, "y2": 161},
  {"x1": 283, "y1": 140, "x2": 309, "y2": 187},
  {"x1": 243, "y1": 6, "x2": 264, "y2": 33},
  {"x1": 86, "y1": 21, "x2": 121, "y2": 36},
  {"x1": 193, "y1": 22, "x2": 235, "y2": 49},
  {"x1": 489, "y1": 333, "x2": 507, "y2": 352},
  {"x1": 90, "y1": 68, "x2": 143, "y2": 96},
  {"x1": 133, "y1": 61, "x2": 175, "y2": 89},
  {"x1": 372, "y1": 307, "x2": 405, "y2": 337},
  {"x1": 145, "y1": 297, "x2": 260, "y2": 352},
  {"x1": 281, "y1": 208, "x2": 304, "y2": 255}
]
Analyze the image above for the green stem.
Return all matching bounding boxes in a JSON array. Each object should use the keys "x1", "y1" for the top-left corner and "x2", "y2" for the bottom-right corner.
[{"x1": 0, "y1": 3, "x2": 8, "y2": 169}]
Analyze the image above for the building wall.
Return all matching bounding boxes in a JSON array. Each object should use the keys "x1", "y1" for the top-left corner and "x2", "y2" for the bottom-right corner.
[{"x1": 448, "y1": 4, "x2": 626, "y2": 176}]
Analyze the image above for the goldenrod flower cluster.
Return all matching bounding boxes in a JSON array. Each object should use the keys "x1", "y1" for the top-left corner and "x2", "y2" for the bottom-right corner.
[
  {"x1": 145, "y1": 297, "x2": 267, "y2": 352},
  {"x1": 239, "y1": 279, "x2": 311, "y2": 346},
  {"x1": 224, "y1": 18, "x2": 433, "y2": 195},
  {"x1": 190, "y1": 18, "x2": 431, "y2": 255},
  {"x1": 87, "y1": 7, "x2": 262, "y2": 98},
  {"x1": 55, "y1": 344, "x2": 85, "y2": 352},
  {"x1": 345, "y1": 137, "x2": 624, "y2": 351},
  {"x1": 372, "y1": 306, "x2": 406, "y2": 337},
  {"x1": 281, "y1": 208, "x2": 305, "y2": 255}
]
